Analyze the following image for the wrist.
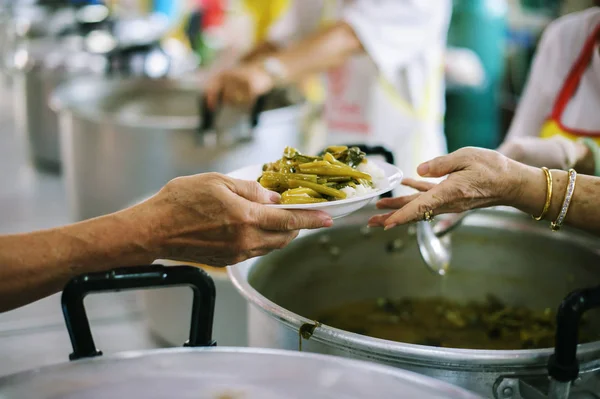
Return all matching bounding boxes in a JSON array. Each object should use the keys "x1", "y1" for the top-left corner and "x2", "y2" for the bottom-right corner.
[
  {"x1": 260, "y1": 56, "x2": 289, "y2": 88},
  {"x1": 505, "y1": 160, "x2": 546, "y2": 214},
  {"x1": 118, "y1": 200, "x2": 165, "y2": 262}
]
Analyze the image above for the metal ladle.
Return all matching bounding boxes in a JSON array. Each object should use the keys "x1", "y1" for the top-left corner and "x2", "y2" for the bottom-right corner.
[{"x1": 416, "y1": 211, "x2": 472, "y2": 276}]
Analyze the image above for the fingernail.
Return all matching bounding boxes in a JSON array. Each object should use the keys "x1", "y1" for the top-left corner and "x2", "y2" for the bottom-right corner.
[
  {"x1": 321, "y1": 217, "x2": 333, "y2": 227},
  {"x1": 269, "y1": 192, "x2": 281, "y2": 203},
  {"x1": 384, "y1": 223, "x2": 397, "y2": 231},
  {"x1": 417, "y1": 163, "x2": 429, "y2": 176}
]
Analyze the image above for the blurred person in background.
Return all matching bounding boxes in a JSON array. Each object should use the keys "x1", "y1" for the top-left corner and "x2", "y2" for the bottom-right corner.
[
  {"x1": 204, "y1": 0, "x2": 452, "y2": 190},
  {"x1": 498, "y1": 5, "x2": 600, "y2": 177}
]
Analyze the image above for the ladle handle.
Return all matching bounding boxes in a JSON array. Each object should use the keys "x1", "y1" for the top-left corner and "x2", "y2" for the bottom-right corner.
[
  {"x1": 62, "y1": 265, "x2": 216, "y2": 361},
  {"x1": 548, "y1": 284, "x2": 600, "y2": 382}
]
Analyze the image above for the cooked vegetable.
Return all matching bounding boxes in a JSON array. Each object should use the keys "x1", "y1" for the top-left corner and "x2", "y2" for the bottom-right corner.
[
  {"x1": 288, "y1": 179, "x2": 347, "y2": 199},
  {"x1": 259, "y1": 146, "x2": 376, "y2": 204},
  {"x1": 315, "y1": 295, "x2": 599, "y2": 350}
]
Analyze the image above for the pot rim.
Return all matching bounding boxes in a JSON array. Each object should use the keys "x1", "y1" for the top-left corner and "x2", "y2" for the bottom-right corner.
[
  {"x1": 49, "y1": 76, "x2": 305, "y2": 130},
  {"x1": 227, "y1": 207, "x2": 600, "y2": 370},
  {"x1": 0, "y1": 347, "x2": 480, "y2": 398}
]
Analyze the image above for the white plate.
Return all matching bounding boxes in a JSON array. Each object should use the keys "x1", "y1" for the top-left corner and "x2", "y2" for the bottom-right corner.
[{"x1": 227, "y1": 158, "x2": 403, "y2": 219}]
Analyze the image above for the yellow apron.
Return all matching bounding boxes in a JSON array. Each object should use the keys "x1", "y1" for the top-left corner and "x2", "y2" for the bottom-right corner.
[{"x1": 539, "y1": 23, "x2": 600, "y2": 146}]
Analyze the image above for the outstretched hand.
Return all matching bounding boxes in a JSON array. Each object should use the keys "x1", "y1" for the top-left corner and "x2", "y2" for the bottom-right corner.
[{"x1": 368, "y1": 148, "x2": 524, "y2": 229}]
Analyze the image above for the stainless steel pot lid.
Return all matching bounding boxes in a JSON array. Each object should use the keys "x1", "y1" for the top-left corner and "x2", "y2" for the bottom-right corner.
[{"x1": 0, "y1": 347, "x2": 481, "y2": 398}]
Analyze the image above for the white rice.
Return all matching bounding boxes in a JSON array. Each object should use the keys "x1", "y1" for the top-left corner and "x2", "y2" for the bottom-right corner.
[
  {"x1": 340, "y1": 160, "x2": 386, "y2": 199},
  {"x1": 357, "y1": 160, "x2": 385, "y2": 182}
]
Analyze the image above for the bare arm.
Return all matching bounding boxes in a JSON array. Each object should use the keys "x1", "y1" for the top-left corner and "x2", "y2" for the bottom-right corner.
[
  {"x1": 369, "y1": 148, "x2": 600, "y2": 236},
  {"x1": 511, "y1": 164, "x2": 600, "y2": 235},
  {"x1": 0, "y1": 173, "x2": 332, "y2": 313},
  {"x1": 0, "y1": 209, "x2": 155, "y2": 312},
  {"x1": 266, "y1": 21, "x2": 363, "y2": 84}
]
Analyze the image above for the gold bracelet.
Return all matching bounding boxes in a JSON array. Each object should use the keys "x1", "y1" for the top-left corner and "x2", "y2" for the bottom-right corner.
[
  {"x1": 551, "y1": 169, "x2": 577, "y2": 232},
  {"x1": 532, "y1": 167, "x2": 553, "y2": 221}
]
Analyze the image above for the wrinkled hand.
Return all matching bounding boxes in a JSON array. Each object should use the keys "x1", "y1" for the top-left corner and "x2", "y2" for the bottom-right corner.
[
  {"x1": 141, "y1": 173, "x2": 332, "y2": 266},
  {"x1": 205, "y1": 63, "x2": 274, "y2": 110},
  {"x1": 498, "y1": 135, "x2": 583, "y2": 170},
  {"x1": 368, "y1": 147, "x2": 522, "y2": 229}
]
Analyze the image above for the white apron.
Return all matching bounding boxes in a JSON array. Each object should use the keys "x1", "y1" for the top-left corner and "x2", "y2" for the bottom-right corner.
[{"x1": 320, "y1": 1, "x2": 448, "y2": 195}]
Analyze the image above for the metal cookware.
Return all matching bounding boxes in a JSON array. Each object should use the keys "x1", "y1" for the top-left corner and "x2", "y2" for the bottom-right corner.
[
  {"x1": 10, "y1": 8, "x2": 185, "y2": 172},
  {"x1": 51, "y1": 76, "x2": 307, "y2": 221},
  {"x1": 0, "y1": 264, "x2": 482, "y2": 398},
  {"x1": 229, "y1": 206, "x2": 600, "y2": 398},
  {"x1": 141, "y1": 259, "x2": 249, "y2": 347}
]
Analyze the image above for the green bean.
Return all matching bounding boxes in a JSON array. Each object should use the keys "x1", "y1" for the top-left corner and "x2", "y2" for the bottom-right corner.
[
  {"x1": 288, "y1": 179, "x2": 347, "y2": 199},
  {"x1": 280, "y1": 196, "x2": 328, "y2": 204},
  {"x1": 298, "y1": 164, "x2": 372, "y2": 180},
  {"x1": 323, "y1": 152, "x2": 349, "y2": 167},
  {"x1": 283, "y1": 187, "x2": 322, "y2": 198}
]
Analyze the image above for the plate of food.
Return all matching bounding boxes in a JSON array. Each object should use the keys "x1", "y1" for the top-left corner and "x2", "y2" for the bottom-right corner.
[{"x1": 227, "y1": 146, "x2": 403, "y2": 219}]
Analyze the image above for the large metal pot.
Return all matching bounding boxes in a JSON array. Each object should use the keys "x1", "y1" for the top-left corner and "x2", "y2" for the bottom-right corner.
[
  {"x1": 229, "y1": 206, "x2": 600, "y2": 398},
  {"x1": 52, "y1": 76, "x2": 307, "y2": 221},
  {"x1": 0, "y1": 264, "x2": 481, "y2": 398},
  {"x1": 11, "y1": 9, "x2": 188, "y2": 173},
  {"x1": 11, "y1": 36, "x2": 107, "y2": 171}
]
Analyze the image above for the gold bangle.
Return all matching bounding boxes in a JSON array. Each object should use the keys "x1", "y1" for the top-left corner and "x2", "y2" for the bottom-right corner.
[
  {"x1": 550, "y1": 168, "x2": 577, "y2": 232},
  {"x1": 532, "y1": 167, "x2": 553, "y2": 221}
]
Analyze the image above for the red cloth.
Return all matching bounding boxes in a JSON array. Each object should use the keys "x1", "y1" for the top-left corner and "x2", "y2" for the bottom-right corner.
[{"x1": 195, "y1": 0, "x2": 226, "y2": 29}]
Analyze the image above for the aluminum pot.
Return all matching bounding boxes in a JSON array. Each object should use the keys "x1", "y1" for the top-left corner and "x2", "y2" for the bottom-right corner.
[
  {"x1": 11, "y1": 36, "x2": 107, "y2": 171},
  {"x1": 0, "y1": 264, "x2": 481, "y2": 398},
  {"x1": 11, "y1": 11, "x2": 189, "y2": 173},
  {"x1": 52, "y1": 76, "x2": 307, "y2": 221},
  {"x1": 229, "y1": 206, "x2": 600, "y2": 399}
]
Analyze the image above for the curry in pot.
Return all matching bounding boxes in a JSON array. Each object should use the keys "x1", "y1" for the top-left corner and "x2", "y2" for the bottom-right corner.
[{"x1": 315, "y1": 295, "x2": 599, "y2": 350}]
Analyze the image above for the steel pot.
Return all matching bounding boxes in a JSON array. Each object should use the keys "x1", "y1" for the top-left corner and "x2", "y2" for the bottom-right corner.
[
  {"x1": 0, "y1": 264, "x2": 481, "y2": 398},
  {"x1": 11, "y1": 36, "x2": 107, "y2": 171},
  {"x1": 51, "y1": 76, "x2": 307, "y2": 221},
  {"x1": 11, "y1": 10, "x2": 191, "y2": 173},
  {"x1": 229, "y1": 206, "x2": 600, "y2": 398}
]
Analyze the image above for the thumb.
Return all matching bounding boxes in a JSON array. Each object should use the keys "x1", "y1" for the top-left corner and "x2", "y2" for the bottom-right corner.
[
  {"x1": 417, "y1": 151, "x2": 466, "y2": 178},
  {"x1": 230, "y1": 179, "x2": 281, "y2": 204}
]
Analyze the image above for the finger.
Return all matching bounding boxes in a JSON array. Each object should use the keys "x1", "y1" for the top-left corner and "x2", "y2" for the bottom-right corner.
[
  {"x1": 383, "y1": 185, "x2": 450, "y2": 229},
  {"x1": 229, "y1": 178, "x2": 281, "y2": 204},
  {"x1": 417, "y1": 151, "x2": 469, "y2": 178},
  {"x1": 256, "y1": 207, "x2": 333, "y2": 231},
  {"x1": 376, "y1": 193, "x2": 421, "y2": 209},
  {"x1": 367, "y1": 211, "x2": 395, "y2": 227},
  {"x1": 401, "y1": 178, "x2": 436, "y2": 192}
]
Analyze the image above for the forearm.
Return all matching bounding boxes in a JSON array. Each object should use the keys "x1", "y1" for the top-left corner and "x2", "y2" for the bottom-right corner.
[
  {"x1": 510, "y1": 162, "x2": 600, "y2": 235},
  {"x1": 269, "y1": 21, "x2": 363, "y2": 84},
  {"x1": 0, "y1": 207, "x2": 156, "y2": 312},
  {"x1": 240, "y1": 41, "x2": 280, "y2": 63}
]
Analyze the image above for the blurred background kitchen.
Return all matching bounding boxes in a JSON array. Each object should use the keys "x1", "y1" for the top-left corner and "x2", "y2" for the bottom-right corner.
[{"x1": 0, "y1": 0, "x2": 596, "y2": 382}]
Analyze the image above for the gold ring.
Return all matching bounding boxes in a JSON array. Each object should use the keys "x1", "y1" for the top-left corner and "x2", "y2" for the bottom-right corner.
[{"x1": 424, "y1": 210, "x2": 434, "y2": 222}]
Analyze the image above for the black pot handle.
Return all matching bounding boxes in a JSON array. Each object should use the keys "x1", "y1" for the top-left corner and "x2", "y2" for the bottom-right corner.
[
  {"x1": 62, "y1": 265, "x2": 216, "y2": 361},
  {"x1": 250, "y1": 94, "x2": 268, "y2": 128},
  {"x1": 199, "y1": 93, "x2": 267, "y2": 133},
  {"x1": 321, "y1": 144, "x2": 396, "y2": 199},
  {"x1": 548, "y1": 284, "x2": 600, "y2": 383}
]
